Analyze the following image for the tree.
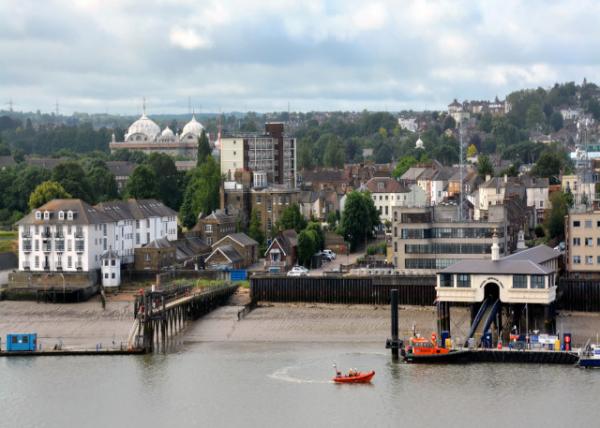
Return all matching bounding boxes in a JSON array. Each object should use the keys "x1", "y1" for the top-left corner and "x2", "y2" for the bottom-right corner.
[
  {"x1": 126, "y1": 165, "x2": 160, "y2": 200},
  {"x1": 392, "y1": 155, "x2": 418, "y2": 179},
  {"x1": 306, "y1": 221, "x2": 324, "y2": 251},
  {"x1": 247, "y1": 208, "x2": 265, "y2": 247},
  {"x1": 526, "y1": 104, "x2": 545, "y2": 130},
  {"x1": 84, "y1": 159, "x2": 118, "y2": 203},
  {"x1": 545, "y1": 191, "x2": 570, "y2": 240},
  {"x1": 340, "y1": 191, "x2": 379, "y2": 250},
  {"x1": 277, "y1": 203, "x2": 307, "y2": 233},
  {"x1": 51, "y1": 161, "x2": 93, "y2": 202},
  {"x1": 178, "y1": 156, "x2": 221, "y2": 229},
  {"x1": 326, "y1": 211, "x2": 338, "y2": 227},
  {"x1": 479, "y1": 113, "x2": 493, "y2": 133},
  {"x1": 297, "y1": 229, "x2": 317, "y2": 267},
  {"x1": 323, "y1": 136, "x2": 345, "y2": 168},
  {"x1": 549, "y1": 111, "x2": 564, "y2": 132},
  {"x1": 467, "y1": 144, "x2": 478, "y2": 158},
  {"x1": 197, "y1": 130, "x2": 211, "y2": 166},
  {"x1": 29, "y1": 181, "x2": 71, "y2": 210},
  {"x1": 531, "y1": 150, "x2": 564, "y2": 178},
  {"x1": 144, "y1": 153, "x2": 182, "y2": 209},
  {"x1": 442, "y1": 115, "x2": 456, "y2": 131},
  {"x1": 477, "y1": 154, "x2": 494, "y2": 178}
]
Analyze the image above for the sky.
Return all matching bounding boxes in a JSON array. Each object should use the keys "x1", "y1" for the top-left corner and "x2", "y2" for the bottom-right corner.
[{"x1": 1, "y1": 0, "x2": 600, "y2": 115}]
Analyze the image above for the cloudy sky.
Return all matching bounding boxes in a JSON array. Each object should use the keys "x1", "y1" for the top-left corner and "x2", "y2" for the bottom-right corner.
[{"x1": 1, "y1": 0, "x2": 599, "y2": 114}]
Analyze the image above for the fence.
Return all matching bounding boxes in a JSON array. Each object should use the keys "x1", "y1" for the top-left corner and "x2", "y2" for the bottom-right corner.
[
  {"x1": 250, "y1": 275, "x2": 436, "y2": 305},
  {"x1": 557, "y1": 278, "x2": 600, "y2": 312}
]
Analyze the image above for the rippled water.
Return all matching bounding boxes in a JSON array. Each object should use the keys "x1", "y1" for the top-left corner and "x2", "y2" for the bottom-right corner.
[{"x1": 2, "y1": 342, "x2": 600, "y2": 428}]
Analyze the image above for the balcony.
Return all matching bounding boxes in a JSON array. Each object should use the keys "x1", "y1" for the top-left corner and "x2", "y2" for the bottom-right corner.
[
  {"x1": 22, "y1": 263, "x2": 30, "y2": 270},
  {"x1": 54, "y1": 232, "x2": 64, "y2": 239},
  {"x1": 75, "y1": 245, "x2": 84, "y2": 254},
  {"x1": 75, "y1": 263, "x2": 83, "y2": 271},
  {"x1": 74, "y1": 232, "x2": 84, "y2": 239},
  {"x1": 41, "y1": 230, "x2": 52, "y2": 239},
  {"x1": 55, "y1": 239, "x2": 65, "y2": 252},
  {"x1": 21, "y1": 231, "x2": 31, "y2": 238},
  {"x1": 42, "y1": 244, "x2": 52, "y2": 253}
]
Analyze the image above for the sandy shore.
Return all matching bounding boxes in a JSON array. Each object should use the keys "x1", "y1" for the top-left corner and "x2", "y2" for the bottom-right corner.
[
  {"x1": 2, "y1": 296, "x2": 600, "y2": 349},
  {"x1": 0, "y1": 296, "x2": 134, "y2": 350}
]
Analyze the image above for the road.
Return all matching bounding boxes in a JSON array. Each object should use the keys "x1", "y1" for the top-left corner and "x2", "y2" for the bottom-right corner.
[{"x1": 307, "y1": 251, "x2": 362, "y2": 276}]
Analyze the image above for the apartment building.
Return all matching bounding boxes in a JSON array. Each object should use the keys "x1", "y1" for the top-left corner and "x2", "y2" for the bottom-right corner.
[
  {"x1": 391, "y1": 205, "x2": 520, "y2": 273},
  {"x1": 565, "y1": 209, "x2": 600, "y2": 278},
  {"x1": 16, "y1": 199, "x2": 177, "y2": 273},
  {"x1": 220, "y1": 122, "x2": 297, "y2": 188}
]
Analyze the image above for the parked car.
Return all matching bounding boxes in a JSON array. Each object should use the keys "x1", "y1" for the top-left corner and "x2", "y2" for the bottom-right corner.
[
  {"x1": 323, "y1": 249, "x2": 336, "y2": 260},
  {"x1": 287, "y1": 266, "x2": 309, "y2": 277},
  {"x1": 319, "y1": 251, "x2": 333, "y2": 262}
]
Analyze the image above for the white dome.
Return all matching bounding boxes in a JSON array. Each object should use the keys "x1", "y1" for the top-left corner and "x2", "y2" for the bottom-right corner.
[
  {"x1": 181, "y1": 115, "x2": 204, "y2": 139},
  {"x1": 415, "y1": 137, "x2": 424, "y2": 149},
  {"x1": 125, "y1": 114, "x2": 161, "y2": 141},
  {"x1": 161, "y1": 126, "x2": 174, "y2": 138}
]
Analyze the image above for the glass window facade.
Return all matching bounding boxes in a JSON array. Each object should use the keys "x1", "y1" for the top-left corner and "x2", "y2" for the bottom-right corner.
[
  {"x1": 531, "y1": 275, "x2": 545, "y2": 289},
  {"x1": 513, "y1": 274, "x2": 527, "y2": 288},
  {"x1": 457, "y1": 274, "x2": 471, "y2": 288},
  {"x1": 440, "y1": 274, "x2": 453, "y2": 287}
]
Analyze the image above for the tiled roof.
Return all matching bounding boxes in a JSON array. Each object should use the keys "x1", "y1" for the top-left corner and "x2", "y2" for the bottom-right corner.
[
  {"x1": 366, "y1": 177, "x2": 407, "y2": 193},
  {"x1": 503, "y1": 245, "x2": 559, "y2": 264},
  {"x1": 441, "y1": 259, "x2": 553, "y2": 275},
  {"x1": 214, "y1": 233, "x2": 258, "y2": 248},
  {"x1": 207, "y1": 245, "x2": 243, "y2": 264},
  {"x1": 17, "y1": 199, "x2": 114, "y2": 226}
]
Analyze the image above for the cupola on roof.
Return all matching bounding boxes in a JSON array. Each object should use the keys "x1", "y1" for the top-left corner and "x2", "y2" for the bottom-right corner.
[
  {"x1": 181, "y1": 115, "x2": 204, "y2": 138},
  {"x1": 125, "y1": 114, "x2": 161, "y2": 141}
]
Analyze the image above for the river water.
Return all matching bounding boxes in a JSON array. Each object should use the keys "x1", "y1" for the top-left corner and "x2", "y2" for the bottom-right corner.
[{"x1": 2, "y1": 341, "x2": 600, "y2": 428}]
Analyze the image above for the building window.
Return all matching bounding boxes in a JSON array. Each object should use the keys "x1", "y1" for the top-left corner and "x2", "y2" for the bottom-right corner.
[
  {"x1": 531, "y1": 275, "x2": 545, "y2": 289},
  {"x1": 136, "y1": 233, "x2": 140, "y2": 245},
  {"x1": 586, "y1": 238, "x2": 594, "y2": 247},
  {"x1": 573, "y1": 221, "x2": 581, "y2": 227},
  {"x1": 205, "y1": 224, "x2": 213, "y2": 233},
  {"x1": 104, "y1": 273, "x2": 109, "y2": 279},
  {"x1": 513, "y1": 275, "x2": 527, "y2": 289},
  {"x1": 111, "y1": 273, "x2": 115, "y2": 279},
  {"x1": 136, "y1": 220, "x2": 140, "y2": 229},
  {"x1": 34, "y1": 256, "x2": 39, "y2": 268},
  {"x1": 145, "y1": 253, "x2": 150, "y2": 261},
  {"x1": 457, "y1": 274, "x2": 471, "y2": 288},
  {"x1": 58, "y1": 211, "x2": 64, "y2": 220},
  {"x1": 586, "y1": 220, "x2": 593, "y2": 228},
  {"x1": 573, "y1": 255, "x2": 581, "y2": 264},
  {"x1": 573, "y1": 238, "x2": 581, "y2": 246},
  {"x1": 67, "y1": 256, "x2": 72, "y2": 268},
  {"x1": 43, "y1": 211, "x2": 49, "y2": 220},
  {"x1": 35, "y1": 211, "x2": 42, "y2": 220},
  {"x1": 440, "y1": 274, "x2": 453, "y2": 287},
  {"x1": 67, "y1": 211, "x2": 73, "y2": 220},
  {"x1": 585, "y1": 255, "x2": 594, "y2": 264}
]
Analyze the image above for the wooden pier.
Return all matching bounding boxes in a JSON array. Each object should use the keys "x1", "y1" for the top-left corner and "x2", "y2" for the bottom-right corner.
[{"x1": 130, "y1": 284, "x2": 239, "y2": 352}]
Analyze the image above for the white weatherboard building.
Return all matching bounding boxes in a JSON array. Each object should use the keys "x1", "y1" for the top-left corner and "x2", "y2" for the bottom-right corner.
[{"x1": 17, "y1": 199, "x2": 177, "y2": 273}]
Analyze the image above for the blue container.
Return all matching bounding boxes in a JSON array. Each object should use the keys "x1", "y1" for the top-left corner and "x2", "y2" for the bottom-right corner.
[
  {"x1": 440, "y1": 331, "x2": 450, "y2": 348},
  {"x1": 6, "y1": 333, "x2": 37, "y2": 352}
]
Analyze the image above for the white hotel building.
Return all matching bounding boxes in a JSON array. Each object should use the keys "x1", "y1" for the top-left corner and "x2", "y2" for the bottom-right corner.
[{"x1": 16, "y1": 199, "x2": 177, "y2": 273}]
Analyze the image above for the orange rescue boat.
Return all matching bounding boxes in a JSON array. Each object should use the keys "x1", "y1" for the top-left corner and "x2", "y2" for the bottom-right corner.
[{"x1": 332, "y1": 366, "x2": 375, "y2": 383}]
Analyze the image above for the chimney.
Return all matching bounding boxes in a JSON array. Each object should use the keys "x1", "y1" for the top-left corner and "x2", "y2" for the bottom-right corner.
[
  {"x1": 491, "y1": 231, "x2": 500, "y2": 261},
  {"x1": 485, "y1": 174, "x2": 491, "y2": 182},
  {"x1": 516, "y1": 229, "x2": 526, "y2": 250},
  {"x1": 504, "y1": 174, "x2": 508, "y2": 184}
]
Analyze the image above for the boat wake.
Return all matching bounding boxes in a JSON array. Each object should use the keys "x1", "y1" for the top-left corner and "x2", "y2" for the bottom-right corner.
[{"x1": 268, "y1": 366, "x2": 331, "y2": 384}]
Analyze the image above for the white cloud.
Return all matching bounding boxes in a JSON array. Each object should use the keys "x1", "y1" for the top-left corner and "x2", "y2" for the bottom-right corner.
[{"x1": 169, "y1": 27, "x2": 212, "y2": 50}]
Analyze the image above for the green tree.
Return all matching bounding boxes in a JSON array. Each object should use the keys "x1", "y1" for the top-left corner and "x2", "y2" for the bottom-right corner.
[
  {"x1": 323, "y1": 136, "x2": 345, "y2": 168},
  {"x1": 126, "y1": 164, "x2": 160, "y2": 200},
  {"x1": 442, "y1": 115, "x2": 456, "y2": 130},
  {"x1": 84, "y1": 159, "x2": 118, "y2": 203},
  {"x1": 197, "y1": 130, "x2": 211, "y2": 166},
  {"x1": 477, "y1": 154, "x2": 494, "y2": 178},
  {"x1": 545, "y1": 191, "x2": 570, "y2": 240},
  {"x1": 549, "y1": 111, "x2": 564, "y2": 132},
  {"x1": 51, "y1": 161, "x2": 93, "y2": 202},
  {"x1": 479, "y1": 113, "x2": 493, "y2": 133},
  {"x1": 28, "y1": 181, "x2": 71, "y2": 210},
  {"x1": 392, "y1": 155, "x2": 418, "y2": 179},
  {"x1": 178, "y1": 156, "x2": 221, "y2": 229},
  {"x1": 306, "y1": 221, "x2": 324, "y2": 251},
  {"x1": 297, "y1": 229, "x2": 317, "y2": 267},
  {"x1": 526, "y1": 104, "x2": 545, "y2": 130},
  {"x1": 277, "y1": 203, "x2": 307, "y2": 233},
  {"x1": 144, "y1": 153, "x2": 182, "y2": 209},
  {"x1": 340, "y1": 191, "x2": 380, "y2": 250},
  {"x1": 531, "y1": 149, "x2": 569, "y2": 178},
  {"x1": 326, "y1": 211, "x2": 338, "y2": 227},
  {"x1": 248, "y1": 208, "x2": 265, "y2": 247}
]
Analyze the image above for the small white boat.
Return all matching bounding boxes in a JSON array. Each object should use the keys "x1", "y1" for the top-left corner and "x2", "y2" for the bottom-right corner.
[{"x1": 578, "y1": 343, "x2": 600, "y2": 368}]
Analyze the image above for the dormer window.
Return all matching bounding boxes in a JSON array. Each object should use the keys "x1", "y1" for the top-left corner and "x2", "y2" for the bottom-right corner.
[
  {"x1": 35, "y1": 211, "x2": 42, "y2": 220},
  {"x1": 43, "y1": 211, "x2": 50, "y2": 220},
  {"x1": 58, "y1": 211, "x2": 65, "y2": 220},
  {"x1": 67, "y1": 211, "x2": 73, "y2": 220}
]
